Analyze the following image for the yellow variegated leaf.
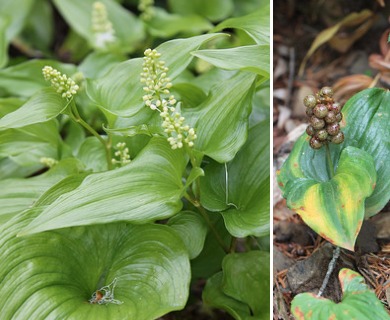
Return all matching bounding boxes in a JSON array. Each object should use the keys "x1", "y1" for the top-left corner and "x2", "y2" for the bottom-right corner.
[{"x1": 278, "y1": 146, "x2": 376, "y2": 250}]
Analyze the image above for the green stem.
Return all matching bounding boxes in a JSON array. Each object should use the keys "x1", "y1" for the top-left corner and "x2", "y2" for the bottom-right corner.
[
  {"x1": 184, "y1": 193, "x2": 229, "y2": 253},
  {"x1": 325, "y1": 143, "x2": 335, "y2": 178},
  {"x1": 69, "y1": 100, "x2": 113, "y2": 170}
]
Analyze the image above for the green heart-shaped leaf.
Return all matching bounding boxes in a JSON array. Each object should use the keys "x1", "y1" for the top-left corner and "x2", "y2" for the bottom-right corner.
[
  {"x1": 292, "y1": 268, "x2": 390, "y2": 320},
  {"x1": 278, "y1": 146, "x2": 376, "y2": 250},
  {"x1": 20, "y1": 137, "x2": 187, "y2": 235},
  {"x1": 0, "y1": 214, "x2": 190, "y2": 320},
  {"x1": 189, "y1": 71, "x2": 257, "y2": 163},
  {"x1": 200, "y1": 120, "x2": 269, "y2": 237}
]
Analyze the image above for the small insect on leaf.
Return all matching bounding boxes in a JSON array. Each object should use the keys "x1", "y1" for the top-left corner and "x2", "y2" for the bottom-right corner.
[{"x1": 88, "y1": 278, "x2": 123, "y2": 305}]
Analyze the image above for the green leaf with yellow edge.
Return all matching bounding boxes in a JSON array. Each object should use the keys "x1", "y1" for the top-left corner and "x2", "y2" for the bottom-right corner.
[
  {"x1": 278, "y1": 146, "x2": 376, "y2": 250},
  {"x1": 341, "y1": 88, "x2": 390, "y2": 216},
  {"x1": 278, "y1": 88, "x2": 389, "y2": 250},
  {"x1": 292, "y1": 268, "x2": 390, "y2": 320}
]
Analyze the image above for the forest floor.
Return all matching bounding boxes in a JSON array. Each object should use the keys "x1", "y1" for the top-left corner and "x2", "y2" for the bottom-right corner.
[{"x1": 273, "y1": 1, "x2": 390, "y2": 318}]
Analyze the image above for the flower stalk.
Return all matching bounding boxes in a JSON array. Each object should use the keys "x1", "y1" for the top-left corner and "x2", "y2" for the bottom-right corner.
[{"x1": 42, "y1": 66, "x2": 113, "y2": 169}]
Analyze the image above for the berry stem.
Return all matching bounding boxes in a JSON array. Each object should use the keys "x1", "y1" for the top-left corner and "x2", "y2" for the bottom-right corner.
[
  {"x1": 317, "y1": 246, "x2": 340, "y2": 297},
  {"x1": 325, "y1": 143, "x2": 335, "y2": 178}
]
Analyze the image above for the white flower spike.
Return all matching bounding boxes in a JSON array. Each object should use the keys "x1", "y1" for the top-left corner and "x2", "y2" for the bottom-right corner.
[
  {"x1": 141, "y1": 49, "x2": 197, "y2": 149},
  {"x1": 92, "y1": 2, "x2": 116, "y2": 49}
]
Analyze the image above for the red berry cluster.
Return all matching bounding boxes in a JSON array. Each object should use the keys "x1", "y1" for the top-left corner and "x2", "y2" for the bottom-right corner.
[{"x1": 304, "y1": 87, "x2": 344, "y2": 149}]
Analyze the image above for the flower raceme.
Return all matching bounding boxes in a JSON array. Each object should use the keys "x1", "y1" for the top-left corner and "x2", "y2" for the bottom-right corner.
[
  {"x1": 42, "y1": 66, "x2": 79, "y2": 100},
  {"x1": 91, "y1": 1, "x2": 116, "y2": 49},
  {"x1": 111, "y1": 142, "x2": 131, "y2": 167},
  {"x1": 141, "y1": 48, "x2": 197, "y2": 150},
  {"x1": 138, "y1": 0, "x2": 155, "y2": 21}
]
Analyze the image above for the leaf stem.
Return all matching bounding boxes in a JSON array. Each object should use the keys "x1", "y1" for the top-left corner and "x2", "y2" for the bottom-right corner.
[
  {"x1": 184, "y1": 194, "x2": 229, "y2": 253},
  {"x1": 69, "y1": 100, "x2": 113, "y2": 170},
  {"x1": 325, "y1": 143, "x2": 335, "y2": 178}
]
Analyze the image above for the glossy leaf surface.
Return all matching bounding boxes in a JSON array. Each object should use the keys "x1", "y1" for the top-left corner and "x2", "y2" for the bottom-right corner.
[
  {"x1": 190, "y1": 71, "x2": 256, "y2": 163},
  {"x1": 167, "y1": 210, "x2": 208, "y2": 259},
  {"x1": 0, "y1": 121, "x2": 60, "y2": 168},
  {"x1": 292, "y1": 268, "x2": 390, "y2": 320},
  {"x1": 200, "y1": 120, "x2": 269, "y2": 237},
  {"x1": 0, "y1": 215, "x2": 190, "y2": 320},
  {"x1": 0, "y1": 59, "x2": 77, "y2": 97},
  {"x1": 192, "y1": 45, "x2": 270, "y2": 77},
  {"x1": 203, "y1": 251, "x2": 270, "y2": 320},
  {"x1": 0, "y1": 159, "x2": 83, "y2": 224},
  {"x1": 86, "y1": 33, "x2": 225, "y2": 119},
  {"x1": 21, "y1": 138, "x2": 187, "y2": 235},
  {"x1": 212, "y1": 6, "x2": 270, "y2": 45},
  {"x1": 0, "y1": 88, "x2": 68, "y2": 129}
]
